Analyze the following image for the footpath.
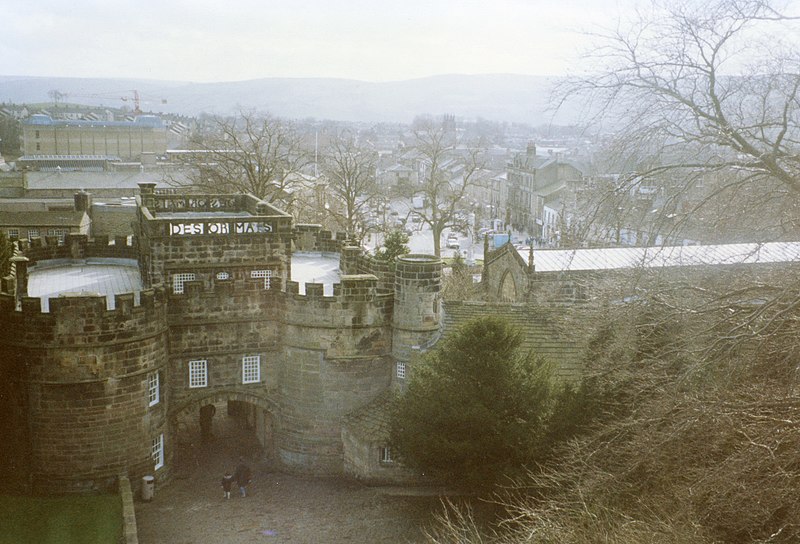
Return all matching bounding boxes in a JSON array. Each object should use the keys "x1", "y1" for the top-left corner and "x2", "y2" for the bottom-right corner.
[{"x1": 135, "y1": 414, "x2": 440, "y2": 544}]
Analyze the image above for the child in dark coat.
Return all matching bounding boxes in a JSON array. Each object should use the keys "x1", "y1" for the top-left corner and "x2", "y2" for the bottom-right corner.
[{"x1": 221, "y1": 471, "x2": 234, "y2": 499}]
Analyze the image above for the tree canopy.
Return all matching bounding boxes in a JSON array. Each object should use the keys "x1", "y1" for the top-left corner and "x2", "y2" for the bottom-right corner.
[
  {"x1": 405, "y1": 117, "x2": 487, "y2": 257},
  {"x1": 319, "y1": 130, "x2": 379, "y2": 243},
  {"x1": 426, "y1": 2, "x2": 800, "y2": 541},
  {"x1": 389, "y1": 316, "x2": 590, "y2": 490},
  {"x1": 171, "y1": 110, "x2": 311, "y2": 206},
  {"x1": 374, "y1": 229, "x2": 410, "y2": 264}
]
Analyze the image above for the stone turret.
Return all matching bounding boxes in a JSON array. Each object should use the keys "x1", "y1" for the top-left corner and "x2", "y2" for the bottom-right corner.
[{"x1": 391, "y1": 254, "x2": 443, "y2": 363}]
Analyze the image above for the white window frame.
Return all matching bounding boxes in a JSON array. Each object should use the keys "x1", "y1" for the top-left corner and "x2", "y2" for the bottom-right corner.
[
  {"x1": 188, "y1": 359, "x2": 208, "y2": 388},
  {"x1": 27, "y1": 228, "x2": 39, "y2": 241},
  {"x1": 251, "y1": 269, "x2": 273, "y2": 289},
  {"x1": 47, "y1": 228, "x2": 68, "y2": 245},
  {"x1": 215, "y1": 271, "x2": 230, "y2": 280},
  {"x1": 242, "y1": 355, "x2": 261, "y2": 384},
  {"x1": 380, "y1": 446, "x2": 393, "y2": 464},
  {"x1": 7, "y1": 228, "x2": 19, "y2": 239},
  {"x1": 396, "y1": 362, "x2": 406, "y2": 380},
  {"x1": 147, "y1": 371, "x2": 160, "y2": 407},
  {"x1": 173, "y1": 272, "x2": 196, "y2": 294},
  {"x1": 152, "y1": 434, "x2": 164, "y2": 470}
]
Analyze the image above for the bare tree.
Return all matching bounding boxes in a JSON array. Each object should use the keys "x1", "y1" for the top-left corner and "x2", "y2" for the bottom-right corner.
[
  {"x1": 170, "y1": 110, "x2": 312, "y2": 206},
  {"x1": 425, "y1": 3, "x2": 800, "y2": 542},
  {"x1": 409, "y1": 118, "x2": 487, "y2": 257},
  {"x1": 318, "y1": 130, "x2": 379, "y2": 242},
  {"x1": 565, "y1": 0, "x2": 800, "y2": 245},
  {"x1": 558, "y1": 0, "x2": 800, "y2": 352}
]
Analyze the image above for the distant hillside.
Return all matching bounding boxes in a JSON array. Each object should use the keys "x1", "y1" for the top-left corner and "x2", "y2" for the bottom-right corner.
[{"x1": 0, "y1": 74, "x2": 581, "y2": 125}]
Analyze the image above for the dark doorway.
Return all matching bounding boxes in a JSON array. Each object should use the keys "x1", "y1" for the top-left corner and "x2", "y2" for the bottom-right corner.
[{"x1": 173, "y1": 400, "x2": 273, "y2": 482}]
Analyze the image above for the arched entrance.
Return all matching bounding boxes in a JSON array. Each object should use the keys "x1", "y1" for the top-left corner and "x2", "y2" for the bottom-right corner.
[{"x1": 170, "y1": 392, "x2": 278, "y2": 479}]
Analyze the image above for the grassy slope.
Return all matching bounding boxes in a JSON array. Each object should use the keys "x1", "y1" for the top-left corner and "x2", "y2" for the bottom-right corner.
[{"x1": 0, "y1": 495, "x2": 122, "y2": 544}]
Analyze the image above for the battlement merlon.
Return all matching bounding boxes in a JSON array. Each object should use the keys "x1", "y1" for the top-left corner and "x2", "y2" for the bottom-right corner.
[
  {"x1": 285, "y1": 274, "x2": 381, "y2": 300},
  {"x1": 18, "y1": 235, "x2": 138, "y2": 264},
  {"x1": 0, "y1": 287, "x2": 167, "y2": 317}
]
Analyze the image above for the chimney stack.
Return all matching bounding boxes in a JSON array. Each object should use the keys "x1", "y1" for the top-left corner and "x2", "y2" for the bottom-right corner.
[
  {"x1": 526, "y1": 141, "x2": 537, "y2": 159},
  {"x1": 74, "y1": 190, "x2": 92, "y2": 213}
]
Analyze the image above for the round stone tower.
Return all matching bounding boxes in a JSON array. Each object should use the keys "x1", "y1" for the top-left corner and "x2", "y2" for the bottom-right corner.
[
  {"x1": 391, "y1": 254, "x2": 443, "y2": 363},
  {"x1": 0, "y1": 288, "x2": 170, "y2": 494}
]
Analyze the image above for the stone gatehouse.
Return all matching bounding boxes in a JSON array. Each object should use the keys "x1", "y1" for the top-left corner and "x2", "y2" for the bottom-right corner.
[{"x1": 0, "y1": 184, "x2": 441, "y2": 495}]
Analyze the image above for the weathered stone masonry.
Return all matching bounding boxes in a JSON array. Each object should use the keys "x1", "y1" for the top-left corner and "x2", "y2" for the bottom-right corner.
[
  {"x1": 0, "y1": 187, "x2": 445, "y2": 494},
  {"x1": 0, "y1": 287, "x2": 169, "y2": 494}
]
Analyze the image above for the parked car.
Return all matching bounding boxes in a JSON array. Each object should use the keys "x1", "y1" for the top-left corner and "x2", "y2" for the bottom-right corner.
[{"x1": 446, "y1": 234, "x2": 460, "y2": 249}]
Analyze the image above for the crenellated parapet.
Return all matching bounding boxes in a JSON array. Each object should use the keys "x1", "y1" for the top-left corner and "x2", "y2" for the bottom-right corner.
[
  {"x1": 0, "y1": 287, "x2": 167, "y2": 351},
  {"x1": 17, "y1": 234, "x2": 138, "y2": 264},
  {"x1": 294, "y1": 223, "x2": 348, "y2": 253},
  {"x1": 338, "y1": 249, "x2": 396, "y2": 293},
  {"x1": 283, "y1": 274, "x2": 393, "y2": 338}
]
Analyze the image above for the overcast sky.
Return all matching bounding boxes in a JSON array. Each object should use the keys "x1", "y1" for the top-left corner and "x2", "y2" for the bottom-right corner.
[{"x1": 2, "y1": 0, "x2": 645, "y2": 83}]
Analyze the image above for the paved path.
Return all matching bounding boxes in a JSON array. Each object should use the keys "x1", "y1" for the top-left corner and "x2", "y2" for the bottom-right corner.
[{"x1": 135, "y1": 412, "x2": 440, "y2": 544}]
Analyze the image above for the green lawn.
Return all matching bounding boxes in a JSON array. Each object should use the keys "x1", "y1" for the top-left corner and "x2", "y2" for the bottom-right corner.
[{"x1": 0, "y1": 494, "x2": 122, "y2": 544}]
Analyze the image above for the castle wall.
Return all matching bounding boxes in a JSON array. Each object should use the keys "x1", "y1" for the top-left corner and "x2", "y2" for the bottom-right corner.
[
  {"x1": 277, "y1": 275, "x2": 394, "y2": 474},
  {"x1": 294, "y1": 223, "x2": 346, "y2": 253},
  {"x1": 0, "y1": 183, "x2": 449, "y2": 493},
  {"x1": 20, "y1": 234, "x2": 138, "y2": 262},
  {"x1": 0, "y1": 289, "x2": 169, "y2": 494},
  {"x1": 165, "y1": 282, "x2": 284, "y2": 415}
]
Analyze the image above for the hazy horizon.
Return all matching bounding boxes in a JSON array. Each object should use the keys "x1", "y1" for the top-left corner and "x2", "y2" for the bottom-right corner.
[{"x1": 3, "y1": 0, "x2": 641, "y2": 83}]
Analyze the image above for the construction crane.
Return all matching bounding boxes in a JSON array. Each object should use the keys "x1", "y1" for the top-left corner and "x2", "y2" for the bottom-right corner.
[
  {"x1": 45, "y1": 89, "x2": 167, "y2": 116},
  {"x1": 120, "y1": 90, "x2": 142, "y2": 114},
  {"x1": 120, "y1": 90, "x2": 168, "y2": 115}
]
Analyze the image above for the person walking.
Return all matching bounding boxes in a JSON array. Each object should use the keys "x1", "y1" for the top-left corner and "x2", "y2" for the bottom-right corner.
[
  {"x1": 221, "y1": 470, "x2": 234, "y2": 499},
  {"x1": 233, "y1": 458, "x2": 251, "y2": 498}
]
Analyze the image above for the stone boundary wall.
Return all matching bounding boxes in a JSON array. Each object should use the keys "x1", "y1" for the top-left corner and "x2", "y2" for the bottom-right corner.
[{"x1": 118, "y1": 475, "x2": 139, "y2": 544}]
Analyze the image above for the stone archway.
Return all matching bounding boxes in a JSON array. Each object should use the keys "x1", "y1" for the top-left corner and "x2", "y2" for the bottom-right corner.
[
  {"x1": 171, "y1": 390, "x2": 278, "y2": 423},
  {"x1": 170, "y1": 390, "x2": 279, "y2": 469},
  {"x1": 499, "y1": 270, "x2": 518, "y2": 302}
]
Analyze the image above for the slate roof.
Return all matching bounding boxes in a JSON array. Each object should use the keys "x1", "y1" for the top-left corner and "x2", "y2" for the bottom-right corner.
[
  {"x1": 344, "y1": 391, "x2": 393, "y2": 441},
  {"x1": 442, "y1": 301, "x2": 584, "y2": 377},
  {"x1": 0, "y1": 210, "x2": 87, "y2": 227}
]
